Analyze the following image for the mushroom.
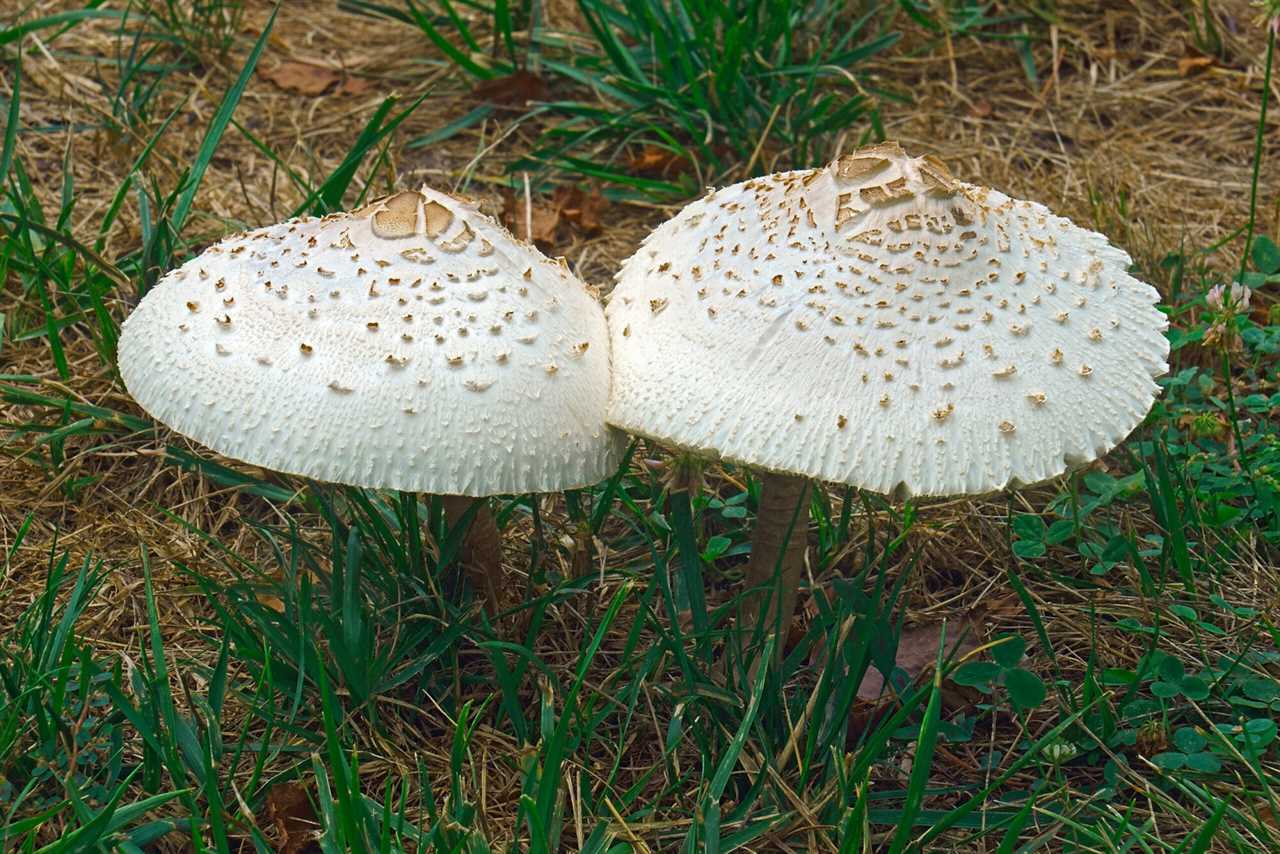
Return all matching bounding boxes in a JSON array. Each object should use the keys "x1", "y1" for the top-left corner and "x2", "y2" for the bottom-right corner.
[
  {"x1": 605, "y1": 141, "x2": 1169, "y2": 661},
  {"x1": 119, "y1": 187, "x2": 623, "y2": 610}
]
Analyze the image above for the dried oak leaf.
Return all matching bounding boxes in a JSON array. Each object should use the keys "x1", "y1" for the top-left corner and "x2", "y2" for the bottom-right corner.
[
  {"x1": 262, "y1": 62, "x2": 370, "y2": 97},
  {"x1": 471, "y1": 70, "x2": 549, "y2": 107},
  {"x1": 553, "y1": 186, "x2": 608, "y2": 235},
  {"x1": 263, "y1": 781, "x2": 319, "y2": 853},
  {"x1": 856, "y1": 619, "x2": 980, "y2": 701},
  {"x1": 262, "y1": 61, "x2": 340, "y2": 95},
  {"x1": 968, "y1": 99, "x2": 995, "y2": 119},
  {"x1": 501, "y1": 191, "x2": 561, "y2": 246},
  {"x1": 256, "y1": 592, "x2": 286, "y2": 613},
  {"x1": 625, "y1": 145, "x2": 690, "y2": 178},
  {"x1": 1177, "y1": 54, "x2": 1215, "y2": 77},
  {"x1": 336, "y1": 76, "x2": 373, "y2": 96}
]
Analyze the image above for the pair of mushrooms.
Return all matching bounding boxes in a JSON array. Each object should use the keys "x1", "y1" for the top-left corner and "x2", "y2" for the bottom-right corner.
[{"x1": 119, "y1": 142, "x2": 1169, "y2": 652}]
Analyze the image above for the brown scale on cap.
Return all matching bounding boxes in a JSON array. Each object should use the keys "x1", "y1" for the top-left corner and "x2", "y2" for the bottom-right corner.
[{"x1": 367, "y1": 190, "x2": 458, "y2": 242}]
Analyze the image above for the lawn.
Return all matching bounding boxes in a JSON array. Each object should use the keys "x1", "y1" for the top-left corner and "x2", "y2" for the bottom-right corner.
[{"x1": 2, "y1": 0, "x2": 1279, "y2": 851}]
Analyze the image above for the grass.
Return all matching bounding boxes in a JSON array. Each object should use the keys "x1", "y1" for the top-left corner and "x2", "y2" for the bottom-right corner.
[
  {"x1": 343, "y1": 0, "x2": 902, "y2": 196},
  {"x1": 3, "y1": 1, "x2": 1280, "y2": 851}
]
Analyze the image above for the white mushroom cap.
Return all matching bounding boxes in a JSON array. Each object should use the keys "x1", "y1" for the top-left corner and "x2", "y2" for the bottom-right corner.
[
  {"x1": 606, "y1": 142, "x2": 1169, "y2": 497},
  {"x1": 120, "y1": 187, "x2": 623, "y2": 497}
]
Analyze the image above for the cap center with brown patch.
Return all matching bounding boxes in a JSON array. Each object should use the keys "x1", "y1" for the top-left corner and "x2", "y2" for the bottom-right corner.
[
  {"x1": 821, "y1": 143, "x2": 974, "y2": 248},
  {"x1": 369, "y1": 190, "x2": 457, "y2": 241}
]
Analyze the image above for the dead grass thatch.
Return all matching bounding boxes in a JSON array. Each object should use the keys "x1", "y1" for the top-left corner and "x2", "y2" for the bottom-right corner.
[{"x1": 3, "y1": 0, "x2": 1279, "y2": 849}]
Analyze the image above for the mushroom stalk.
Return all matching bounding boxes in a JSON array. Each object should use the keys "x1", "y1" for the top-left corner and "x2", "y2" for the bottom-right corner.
[
  {"x1": 742, "y1": 471, "x2": 811, "y2": 663},
  {"x1": 441, "y1": 495, "x2": 502, "y2": 614}
]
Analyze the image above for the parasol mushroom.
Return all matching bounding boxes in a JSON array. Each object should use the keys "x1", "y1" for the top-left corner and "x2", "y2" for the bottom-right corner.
[
  {"x1": 605, "y1": 141, "x2": 1169, "y2": 662},
  {"x1": 119, "y1": 186, "x2": 623, "y2": 611}
]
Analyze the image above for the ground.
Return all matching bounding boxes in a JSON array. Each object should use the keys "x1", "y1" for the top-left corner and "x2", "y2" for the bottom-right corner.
[{"x1": 2, "y1": 1, "x2": 1279, "y2": 851}]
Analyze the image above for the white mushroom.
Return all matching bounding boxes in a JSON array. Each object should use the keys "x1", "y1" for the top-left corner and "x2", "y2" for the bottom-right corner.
[
  {"x1": 606, "y1": 141, "x2": 1169, "y2": 659},
  {"x1": 120, "y1": 186, "x2": 624, "y2": 610}
]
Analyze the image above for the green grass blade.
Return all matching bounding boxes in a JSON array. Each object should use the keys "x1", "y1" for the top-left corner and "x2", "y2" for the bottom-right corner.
[
  {"x1": 169, "y1": 6, "x2": 277, "y2": 238},
  {"x1": 0, "y1": 9, "x2": 123, "y2": 46},
  {"x1": 667, "y1": 486, "x2": 708, "y2": 656},
  {"x1": 888, "y1": 626, "x2": 944, "y2": 854},
  {"x1": 0, "y1": 53, "x2": 18, "y2": 182}
]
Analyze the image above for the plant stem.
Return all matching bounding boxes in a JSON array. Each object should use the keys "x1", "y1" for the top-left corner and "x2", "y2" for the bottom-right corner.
[
  {"x1": 742, "y1": 471, "x2": 811, "y2": 665},
  {"x1": 1219, "y1": 348, "x2": 1257, "y2": 485},
  {"x1": 442, "y1": 495, "x2": 502, "y2": 614},
  {"x1": 1239, "y1": 25, "x2": 1275, "y2": 282},
  {"x1": 1220, "y1": 23, "x2": 1273, "y2": 490}
]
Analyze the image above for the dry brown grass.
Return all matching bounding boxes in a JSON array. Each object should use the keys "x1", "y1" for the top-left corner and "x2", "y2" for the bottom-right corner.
[{"x1": 3, "y1": 0, "x2": 1279, "y2": 849}]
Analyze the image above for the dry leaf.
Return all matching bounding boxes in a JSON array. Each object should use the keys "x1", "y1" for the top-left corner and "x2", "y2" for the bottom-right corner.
[
  {"x1": 968, "y1": 99, "x2": 994, "y2": 119},
  {"x1": 500, "y1": 184, "x2": 610, "y2": 247},
  {"x1": 1257, "y1": 801, "x2": 1280, "y2": 834},
  {"x1": 261, "y1": 62, "x2": 370, "y2": 97},
  {"x1": 553, "y1": 186, "x2": 609, "y2": 235},
  {"x1": 257, "y1": 593, "x2": 285, "y2": 613},
  {"x1": 471, "y1": 70, "x2": 549, "y2": 107},
  {"x1": 1177, "y1": 54, "x2": 1215, "y2": 77},
  {"x1": 501, "y1": 192, "x2": 560, "y2": 245},
  {"x1": 971, "y1": 591, "x2": 1022, "y2": 621},
  {"x1": 856, "y1": 619, "x2": 980, "y2": 701},
  {"x1": 335, "y1": 76, "x2": 373, "y2": 96},
  {"x1": 261, "y1": 61, "x2": 340, "y2": 95},
  {"x1": 263, "y1": 781, "x2": 318, "y2": 854},
  {"x1": 625, "y1": 146, "x2": 690, "y2": 178}
]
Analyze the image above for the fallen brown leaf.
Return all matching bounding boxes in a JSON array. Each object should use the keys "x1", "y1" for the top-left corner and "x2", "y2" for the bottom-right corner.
[
  {"x1": 1258, "y1": 800, "x2": 1280, "y2": 834},
  {"x1": 501, "y1": 192, "x2": 561, "y2": 245},
  {"x1": 263, "y1": 781, "x2": 318, "y2": 854},
  {"x1": 553, "y1": 186, "x2": 609, "y2": 235},
  {"x1": 261, "y1": 61, "x2": 340, "y2": 95},
  {"x1": 856, "y1": 618, "x2": 980, "y2": 701},
  {"x1": 261, "y1": 62, "x2": 371, "y2": 97},
  {"x1": 500, "y1": 184, "x2": 610, "y2": 246},
  {"x1": 970, "y1": 591, "x2": 1022, "y2": 621},
  {"x1": 625, "y1": 146, "x2": 690, "y2": 178},
  {"x1": 335, "y1": 76, "x2": 373, "y2": 96},
  {"x1": 471, "y1": 70, "x2": 549, "y2": 107},
  {"x1": 968, "y1": 99, "x2": 994, "y2": 119},
  {"x1": 1177, "y1": 54, "x2": 1215, "y2": 77},
  {"x1": 256, "y1": 593, "x2": 285, "y2": 613}
]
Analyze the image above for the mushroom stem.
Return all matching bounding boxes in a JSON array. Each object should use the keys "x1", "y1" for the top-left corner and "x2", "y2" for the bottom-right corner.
[
  {"x1": 742, "y1": 471, "x2": 811, "y2": 664},
  {"x1": 441, "y1": 495, "x2": 502, "y2": 615}
]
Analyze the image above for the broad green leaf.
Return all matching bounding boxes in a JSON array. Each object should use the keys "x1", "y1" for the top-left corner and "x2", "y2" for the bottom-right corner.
[
  {"x1": 1151, "y1": 751, "x2": 1186, "y2": 770},
  {"x1": 1179, "y1": 677, "x2": 1210, "y2": 701},
  {"x1": 1159, "y1": 657, "x2": 1186, "y2": 684},
  {"x1": 1012, "y1": 540, "x2": 1045, "y2": 559},
  {"x1": 1173, "y1": 727, "x2": 1206, "y2": 753},
  {"x1": 1010, "y1": 514, "x2": 1046, "y2": 540},
  {"x1": 951, "y1": 661, "x2": 1000, "y2": 691},
  {"x1": 1243, "y1": 678, "x2": 1280, "y2": 702},
  {"x1": 1183, "y1": 752, "x2": 1222, "y2": 773},
  {"x1": 1005, "y1": 668, "x2": 1045, "y2": 712},
  {"x1": 991, "y1": 635, "x2": 1026, "y2": 669},
  {"x1": 1252, "y1": 234, "x2": 1280, "y2": 274}
]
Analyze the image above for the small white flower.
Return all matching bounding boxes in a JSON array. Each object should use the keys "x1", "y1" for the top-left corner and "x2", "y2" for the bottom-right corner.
[
  {"x1": 1231, "y1": 282, "x2": 1253, "y2": 311},
  {"x1": 1043, "y1": 740, "x2": 1079, "y2": 765},
  {"x1": 1206, "y1": 283, "x2": 1225, "y2": 311},
  {"x1": 1205, "y1": 283, "x2": 1252, "y2": 312}
]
